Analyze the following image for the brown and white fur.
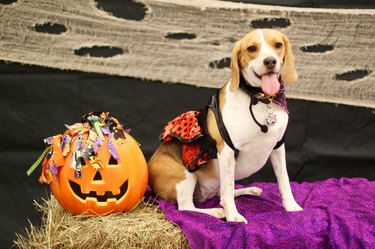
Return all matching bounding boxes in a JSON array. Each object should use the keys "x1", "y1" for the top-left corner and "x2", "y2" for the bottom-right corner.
[{"x1": 148, "y1": 29, "x2": 303, "y2": 223}]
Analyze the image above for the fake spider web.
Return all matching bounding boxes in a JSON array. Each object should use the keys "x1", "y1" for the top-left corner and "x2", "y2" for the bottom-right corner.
[{"x1": 0, "y1": 0, "x2": 374, "y2": 108}]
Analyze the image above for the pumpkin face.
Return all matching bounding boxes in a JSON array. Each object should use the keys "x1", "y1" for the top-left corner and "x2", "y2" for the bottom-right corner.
[{"x1": 39, "y1": 113, "x2": 148, "y2": 215}]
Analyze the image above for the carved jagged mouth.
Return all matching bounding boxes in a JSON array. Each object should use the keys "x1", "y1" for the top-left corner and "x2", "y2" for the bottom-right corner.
[{"x1": 69, "y1": 180, "x2": 128, "y2": 202}]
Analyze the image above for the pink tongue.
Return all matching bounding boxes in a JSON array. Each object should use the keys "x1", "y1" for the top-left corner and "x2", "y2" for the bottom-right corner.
[{"x1": 261, "y1": 73, "x2": 280, "y2": 96}]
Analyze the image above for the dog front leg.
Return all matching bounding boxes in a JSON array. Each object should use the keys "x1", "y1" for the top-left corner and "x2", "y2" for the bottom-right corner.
[
  {"x1": 218, "y1": 146, "x2": 248, "y2": 223},
  {"x1": 270, "y1": 144, "x2": 303, "y2": 211}
]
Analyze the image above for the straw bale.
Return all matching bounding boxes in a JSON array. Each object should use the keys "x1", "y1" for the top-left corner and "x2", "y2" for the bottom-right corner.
[{"x1": 15, "y1": 196, "x2": 189, "y2": 249}]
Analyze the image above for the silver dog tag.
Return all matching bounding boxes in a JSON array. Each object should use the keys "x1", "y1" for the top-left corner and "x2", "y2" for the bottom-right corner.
[{"x1": 266, "y1": 113, "x2": 277, "y2": 126}]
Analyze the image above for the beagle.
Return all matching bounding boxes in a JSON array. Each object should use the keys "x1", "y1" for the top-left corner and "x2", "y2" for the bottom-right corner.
[{"x1": 148, "y1": 29, "x2": 303, "y2": 223}]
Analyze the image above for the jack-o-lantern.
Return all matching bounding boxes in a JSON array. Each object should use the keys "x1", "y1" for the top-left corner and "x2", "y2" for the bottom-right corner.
[{"x1": 31, "y1": 112, "x2": 148, "y2": 215}]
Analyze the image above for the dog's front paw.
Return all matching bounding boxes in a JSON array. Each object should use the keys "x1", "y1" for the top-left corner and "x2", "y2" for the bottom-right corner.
[
  {"x1": 203, "y1": 208, "x2": 226, "y2": 219},
  {"x1": 283, "y1": 201, "x2": 303, "y2": 212},
  {"x1": 226, "y1": 212, "x2": 248, "y2": 224}
]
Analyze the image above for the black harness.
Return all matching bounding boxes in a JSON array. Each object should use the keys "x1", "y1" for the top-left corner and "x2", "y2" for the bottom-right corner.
[{"x1": 207, "y1": 81, "x2": 287, "y2": 158}]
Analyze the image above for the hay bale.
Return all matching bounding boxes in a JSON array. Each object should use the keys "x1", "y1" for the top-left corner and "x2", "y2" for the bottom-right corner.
[{"x1": 15, "y1": 196, "x2": 189, "y2": 249}]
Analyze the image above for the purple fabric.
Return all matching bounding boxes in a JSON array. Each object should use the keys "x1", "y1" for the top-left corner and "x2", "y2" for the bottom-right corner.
[
  {"x1": 151, "y1": 178, "x2": 375, "y2": 249},
  {"x1": 50, "y1": 161, "x2": 58, "y2": 175},
  {"x1": 93, "y1": 136, "x2": 103, "y2": 153}
]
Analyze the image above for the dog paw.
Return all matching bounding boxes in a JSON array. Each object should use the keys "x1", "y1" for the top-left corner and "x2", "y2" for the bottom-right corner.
[
  {"x1": 234, "y1": 186, "x2": 263, "y2": 197},
  {"x1": 193, "y1": 207, "x2": 226, "y2": 219},
  {"x1": 204, "y1": 208, "x2": 226, "y2": 219},
  {"x1": 248, "y1": 186, "x2": 263, "y2": 196},
  {"x1": 284, "y1": 201, "x2": 303, "y2": 212},
  {"x1": 226, "y1": 212, "x2": 248, "y2": 224}
]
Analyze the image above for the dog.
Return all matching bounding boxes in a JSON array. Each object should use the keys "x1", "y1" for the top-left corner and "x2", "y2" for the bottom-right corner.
[{"x1": 148, "y1": 29, "x2": 303, "y2": 223}]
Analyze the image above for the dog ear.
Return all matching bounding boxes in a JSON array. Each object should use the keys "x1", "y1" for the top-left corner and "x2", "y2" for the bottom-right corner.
[
  {"x1": 230, "y1": 41, "x2": 241, "y2": 92},
  {"x1": 281, "y1": 35, "x2": 298, "y2": 84}
]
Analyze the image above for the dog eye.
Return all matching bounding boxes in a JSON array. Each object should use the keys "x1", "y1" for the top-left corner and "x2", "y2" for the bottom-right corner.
[
  {"x1": 247, "y1": 45, "x2": 257, "y2": 52},
  {"x1": 275, "y1": 42, "x2": 283, "y2": 49}
]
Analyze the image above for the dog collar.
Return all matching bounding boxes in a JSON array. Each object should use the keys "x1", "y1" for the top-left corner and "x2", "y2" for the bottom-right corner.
[
  {"x1": 239, "y1": 78, "x2": 288, "y2": 133},
  {"x1": 239, "y1": 77, "x2": 288, "y2": 111}
]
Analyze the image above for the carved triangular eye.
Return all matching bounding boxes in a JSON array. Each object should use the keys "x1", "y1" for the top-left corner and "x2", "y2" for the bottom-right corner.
[
  {"x1": 108, "y1": 155, "x2": 118, "y2": 165},
  {"x1": 93, "y1": 171, "x2": 102, "y2": 181}
]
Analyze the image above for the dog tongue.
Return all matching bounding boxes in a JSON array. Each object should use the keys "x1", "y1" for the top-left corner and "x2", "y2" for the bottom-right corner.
[{"x1": 261, "y1": 73, "x2": 280, "y2": 96}]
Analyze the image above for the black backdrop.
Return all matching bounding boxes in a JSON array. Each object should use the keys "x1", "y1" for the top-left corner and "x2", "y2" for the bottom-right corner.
[{"x1": 1, "y1": 0, "x2": 375, "y2": 248}]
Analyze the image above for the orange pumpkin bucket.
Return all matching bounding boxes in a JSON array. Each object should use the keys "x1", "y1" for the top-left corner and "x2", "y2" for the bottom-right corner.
[{"x1": 28, "y1": 112, "x2": 148, "y2": 215}]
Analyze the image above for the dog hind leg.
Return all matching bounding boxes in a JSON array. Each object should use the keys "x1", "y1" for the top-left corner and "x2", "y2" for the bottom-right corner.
[
  {"x1": 234, "y1": 186, "x2": 263, "y2": 197},
  {"x1": 176, "y1": 171, "x2": 225, "y2": 219}
]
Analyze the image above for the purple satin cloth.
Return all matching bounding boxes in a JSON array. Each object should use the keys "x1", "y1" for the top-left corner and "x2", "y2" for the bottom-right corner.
[{"x1": 149, "y1": 178, "x2": 375, "y2": 249}]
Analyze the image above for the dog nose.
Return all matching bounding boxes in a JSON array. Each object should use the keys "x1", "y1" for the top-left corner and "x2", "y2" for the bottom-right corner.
[{"x1": 263, "y1": 57, "x2": 277, "y2": 69}]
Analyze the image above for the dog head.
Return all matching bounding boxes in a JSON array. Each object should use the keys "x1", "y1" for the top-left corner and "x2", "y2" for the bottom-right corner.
[{"x1": 230, "y1": 29, "x2": 298, "y2": 95}]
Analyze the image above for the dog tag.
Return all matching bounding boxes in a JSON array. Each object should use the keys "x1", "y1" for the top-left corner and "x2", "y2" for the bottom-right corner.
[{"x1": 266, "y1": 113, "x2": 277, "y2": 126}]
